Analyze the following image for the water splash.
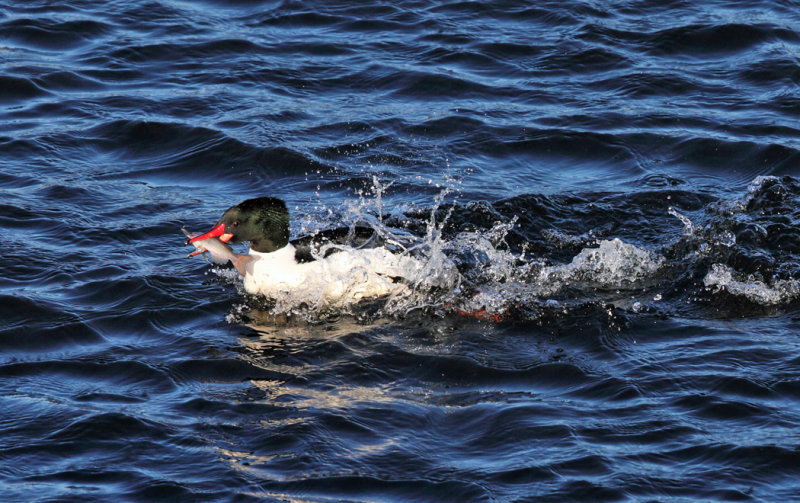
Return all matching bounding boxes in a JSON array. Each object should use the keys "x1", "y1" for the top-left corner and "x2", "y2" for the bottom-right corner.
[
  {"x1": 206, "y1": 176, "x2": 800, "y2": 323},
  {"x1": 218, "y1": 178, "x2": 463, "y2": 322},
  {"x1": 703, "y1": 264, "x2": 800, "y2": 306},
  {"x1": 223, "y1": 195, "x2": 665, "y2": 322},
  {"x1": 538, "y1": 238, "x2": 665, "y2": 290},
  {"x1": 668, "y1": 206, "x2": 696, "y2": 235}
]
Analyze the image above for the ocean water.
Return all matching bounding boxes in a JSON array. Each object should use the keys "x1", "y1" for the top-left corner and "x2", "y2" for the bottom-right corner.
[{"x1": 2, "y1": 0, "x2": 800, "y2": 501}]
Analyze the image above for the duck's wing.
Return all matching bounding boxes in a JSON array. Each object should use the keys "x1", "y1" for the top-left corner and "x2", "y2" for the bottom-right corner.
[{"x1": 291, "y1": 226, "x2": 381, "y2": 263}]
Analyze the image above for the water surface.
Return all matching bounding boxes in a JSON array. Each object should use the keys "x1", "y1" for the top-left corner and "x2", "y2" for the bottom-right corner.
[{"x1": 2, "y1": 0, "x2": 800, "y2": 501}]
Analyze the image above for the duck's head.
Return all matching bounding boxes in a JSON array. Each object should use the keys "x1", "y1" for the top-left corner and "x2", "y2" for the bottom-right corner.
[{"x1": 186, "y1": 197, "x2": 290, "y2": 253}]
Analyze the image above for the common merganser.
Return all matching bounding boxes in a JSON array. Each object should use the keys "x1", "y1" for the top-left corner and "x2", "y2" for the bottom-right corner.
[{"x1": 186, "y1": 197, "x2": 429, "y2": 305}]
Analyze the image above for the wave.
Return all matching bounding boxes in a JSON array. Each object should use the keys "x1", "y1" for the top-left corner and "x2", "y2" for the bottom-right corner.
[
  {"x1": 580, "y1": 22, "x2": 798, "y2": 58},
  {"x1": 83, "y1": 119, "x2": 332, "y2": 182},
  {"x1": 0, "y1": 18, "x2": 112, "y2": 50},
  {"x1": 0, "y1": 75, "x2": 49, "y2": 103}
]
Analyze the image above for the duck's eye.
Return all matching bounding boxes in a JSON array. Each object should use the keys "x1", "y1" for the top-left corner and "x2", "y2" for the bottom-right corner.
[{"x1": 233, "y1": 221, "x2": 240, "y2": 228}]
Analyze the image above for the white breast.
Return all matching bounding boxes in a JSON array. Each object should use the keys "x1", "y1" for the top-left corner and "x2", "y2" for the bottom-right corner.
[{"x1": 242, "y1": 244, "x2": 426, "y2": 307}]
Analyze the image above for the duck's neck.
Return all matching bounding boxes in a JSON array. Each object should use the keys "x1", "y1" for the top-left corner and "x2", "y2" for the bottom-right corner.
[
  {"x1": 249, "y1": 243, "x2": 296, "y2": 261},
  {"x1": 249, "y1": 236, "x2": 287, "y2": 253}
]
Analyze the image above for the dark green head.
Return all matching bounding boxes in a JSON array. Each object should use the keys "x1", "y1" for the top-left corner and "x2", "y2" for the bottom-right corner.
[
  {"x1": 187, "y1": 197, "x2": 290, "y2": 253},
  {"x1": 218, "y1": 197, "x2": 290, "y2": 253}
]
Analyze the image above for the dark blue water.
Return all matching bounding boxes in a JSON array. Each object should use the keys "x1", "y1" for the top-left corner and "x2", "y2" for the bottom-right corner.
[{"x1": 3, "y1": 0, "x2": 800, "y2": 501}]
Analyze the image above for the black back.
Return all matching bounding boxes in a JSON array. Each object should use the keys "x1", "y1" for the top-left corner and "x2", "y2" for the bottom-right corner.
[{"x1": 291, "y1": 226, "x2": 381, "y2": 263}]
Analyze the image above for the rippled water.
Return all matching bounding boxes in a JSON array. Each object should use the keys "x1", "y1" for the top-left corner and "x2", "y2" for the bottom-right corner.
[{"x1": 3, "y1": 0, "x2": 800, "y2": 501}]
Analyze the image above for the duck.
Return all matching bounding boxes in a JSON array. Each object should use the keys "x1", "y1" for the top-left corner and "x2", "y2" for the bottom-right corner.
[{"x1": 185, "y1": 197, "x2": 432, "y2": 305}]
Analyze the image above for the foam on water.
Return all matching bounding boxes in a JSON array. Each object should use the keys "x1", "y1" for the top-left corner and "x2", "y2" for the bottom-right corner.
[
  {"x1": 538, "y1": 238, "x2": 664, "y2": 289},
  {"x1": 704, "y1": 263, "x2": 800, "y2": 306}
]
